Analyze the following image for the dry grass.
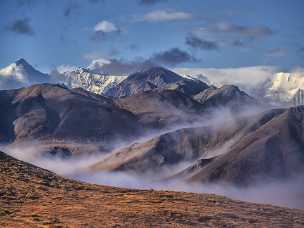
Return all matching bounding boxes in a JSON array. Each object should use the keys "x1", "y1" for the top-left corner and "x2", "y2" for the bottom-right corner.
[{"x1": 1, "y1": 151, "x2": 304, "y2": 227}]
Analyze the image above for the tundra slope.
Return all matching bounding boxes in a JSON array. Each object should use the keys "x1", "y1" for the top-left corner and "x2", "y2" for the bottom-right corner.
[{"x1": 1, "y1": 151, "x2": 303, "y2": 227}]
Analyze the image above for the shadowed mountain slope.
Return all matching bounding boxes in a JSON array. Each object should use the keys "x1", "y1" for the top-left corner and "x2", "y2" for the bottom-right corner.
[
  {"x1": 0, "y1": 84, "x2": 143, "y2": 143},
  {"x1": 178, "y1": 106, "x2": 304, "y2": 186},
  {"x1": 90, "y1": 106, "x2": 304, "y2": 187},
  {"x1": 193, "y1": 84, "x2": 258, "y2": 110},
  {"x1": 90, "y1": 120, "x2": 245, "y2": 174},
  {"x1": 114, "y1": 89, "x2": 206, "y2": 128}
]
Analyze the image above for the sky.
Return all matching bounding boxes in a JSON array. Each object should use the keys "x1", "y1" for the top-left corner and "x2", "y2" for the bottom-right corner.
[{"x1": 0, "y1": 0, "x2": 303, "y2": 73}]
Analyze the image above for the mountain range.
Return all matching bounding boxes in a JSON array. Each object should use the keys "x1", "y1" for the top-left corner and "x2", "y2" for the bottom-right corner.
[
  {"x1": 1, "y1": 59, "x2": 304, "y2": 106},
  {"x1": 1, "y1": 60, "x2": 303, "y2": 187},
  {"x1": 1, "y1": 58, "x2": 304, "y2": 221},
  {"x1": 52, "y1": 67, "x2": 127, "y2": 94}
]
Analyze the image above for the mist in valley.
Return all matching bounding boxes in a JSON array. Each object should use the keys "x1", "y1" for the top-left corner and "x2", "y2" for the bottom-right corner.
[
  {"x1": 2, "y1": 105, "x2": 303, "y2": 210},
  {"x1": 2, "y1": 140, "x2": 303, "y2": 209}
]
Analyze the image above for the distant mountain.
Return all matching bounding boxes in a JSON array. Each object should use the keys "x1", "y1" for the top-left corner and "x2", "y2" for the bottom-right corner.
[
  {"x1": 182, "y1": 69, "x2": 304, "y2": 106},
  {"x1": 292, "y1": 89, "x2": 304, "y2": 106},
  {"x1": 114, "y1": 83, "x2": 257, "y2": 129},
  {"x1": 193, "y1": 85, "x2": 258, "y2": 110},
  {"x1": 105, "y1": 67, "x2": 209, "y2": 97},
  {"x1": 52, "y1": 67, "x2": 127, "y2": 94},
  {"x1": 265, "y1": 72, "x2": 304, "y2": 104},
  {"x1": 0, "y1": 59, "x2": 51, "y2": 89},
  {"x1": 114, "y1": 89, "x2": 206, "y2": 128},
  {"x1": 0, "y1": 59, "x2": 128, "y2": 95},
  {"x1": 0, "y1": 84, "x2": 143, "y2": 145}
]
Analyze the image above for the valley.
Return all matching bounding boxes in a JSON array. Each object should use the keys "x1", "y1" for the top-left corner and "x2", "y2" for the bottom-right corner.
[{"x1": 0, "y1": 59, "x2": 304, "y2": 227}]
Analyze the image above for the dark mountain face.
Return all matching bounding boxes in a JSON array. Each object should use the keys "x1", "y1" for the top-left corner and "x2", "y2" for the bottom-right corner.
[
  {"x1": 0, "y1": 84, "x2": 143, "y2": 144},
  {"x1": 193, "y1": 85, "x2": 257, "y2": 110},
  {"x1": 104, "y1": 67, "x2": 209, "y2": 97},
  {"x1": 163, "y1": 79, "x2": 209, "y2": 96},
  {"x1": 114, "y1": 89, "x2": 206, "y2": 129},
  {"x1": 113, "y1": 83, "x2": 257, "y2": 130}
]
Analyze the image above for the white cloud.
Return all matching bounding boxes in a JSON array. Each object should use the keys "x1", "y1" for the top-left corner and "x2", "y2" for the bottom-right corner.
[
  {"x1": 174, "y1": 66, "x2": 278, "y2": 88},
  {"x1": 56, "y1": 64, "x2": 78, "y2": 74},
  {"x1": 83, "y1": 52, "x2": 105, "y2": 61},
  {"x1": 87, "y1": 58, "x2": 111, "y2": 70},
  {"x1": 94, "y1": 20, "x2": 118, "y2": 33},
  {"x1": 143, "y1": 10, "x2": 192, "y2": 22}
]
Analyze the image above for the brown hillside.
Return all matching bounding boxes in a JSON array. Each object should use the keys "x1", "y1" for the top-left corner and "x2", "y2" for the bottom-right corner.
[{"x1": 1, "y1": 151, "x2": 304, "y2": 227}]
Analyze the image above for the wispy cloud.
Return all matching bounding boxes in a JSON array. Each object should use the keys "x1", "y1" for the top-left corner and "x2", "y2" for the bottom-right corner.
[
  {"x1": 186, "y1": 35, "x2": 218, "y2": 50},
  {"x1": 7, "y1": 18, "x2": 34, "y2": 36},
  {"x1": 139, "y1": 0, "x2": 166, "y2": 5},
  {"x1": 197, "y1": 22, "x2": 273, "y2": 39},
  {"x1": 143, "y1": 10, "x2": 192, "y2": 22}
]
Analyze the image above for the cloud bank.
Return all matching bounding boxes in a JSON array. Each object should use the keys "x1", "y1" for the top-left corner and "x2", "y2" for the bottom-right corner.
[{"x1": 174, "y1": 66, "x2": 278, "y2": 88}]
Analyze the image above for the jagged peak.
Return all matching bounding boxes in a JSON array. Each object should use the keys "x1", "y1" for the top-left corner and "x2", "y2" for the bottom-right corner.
[
  {"x1": 128, "y1": 66, "x2": 182, "y2": 82},
  {"x1": 15, "y1": 58, "x2": 29, "y2": 66}
]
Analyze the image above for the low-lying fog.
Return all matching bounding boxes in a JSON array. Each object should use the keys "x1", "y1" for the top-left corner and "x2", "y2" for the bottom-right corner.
[{"x1": 1, "y1": 106, "x2": 303, "y2": 210}]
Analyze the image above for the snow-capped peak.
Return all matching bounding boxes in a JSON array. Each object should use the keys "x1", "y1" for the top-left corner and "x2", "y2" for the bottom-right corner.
[
  {"x1": 0, "y1": 59, "x2": 50, "y2": 89},
  {"x1": 53, "y1": 66, "x2": 127, "y2": 94},
  {"x1": 266, "y1": 71, "x2": 304, "y2": 103},
  {"x1": 0, "y1": 59, "x2": 31, "y2": 81}
]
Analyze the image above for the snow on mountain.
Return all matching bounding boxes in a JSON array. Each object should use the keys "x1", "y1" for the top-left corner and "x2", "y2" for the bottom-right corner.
[
  {"x1": 0, "y1": 59, "x2": 127, "y2": 94},
  {"x1": 265, "y1": 71, "x2": 304, "y2": 103},
  {"x1": 0, "y1": 58, "x2": 50, "y2": 89},
  {"x1": 175, "y1": 66, "x2": 304, "y2": 105},
  {"x1": 2, "y1": 59, "x2": 304, "y2": 106},
  {"x1": 53, "y1": 67, "x2": 127, "y2": 94}
]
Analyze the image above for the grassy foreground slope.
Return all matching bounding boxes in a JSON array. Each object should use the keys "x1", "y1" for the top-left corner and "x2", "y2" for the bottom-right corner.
[{"x1": 0, "y1": 151, "x2": 303, "y2": 227}]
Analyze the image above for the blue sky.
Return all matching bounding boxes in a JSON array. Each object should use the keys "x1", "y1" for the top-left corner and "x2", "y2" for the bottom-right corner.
[{"x1": 0, "y1": 0, "x2": 303, "y2": 72}]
